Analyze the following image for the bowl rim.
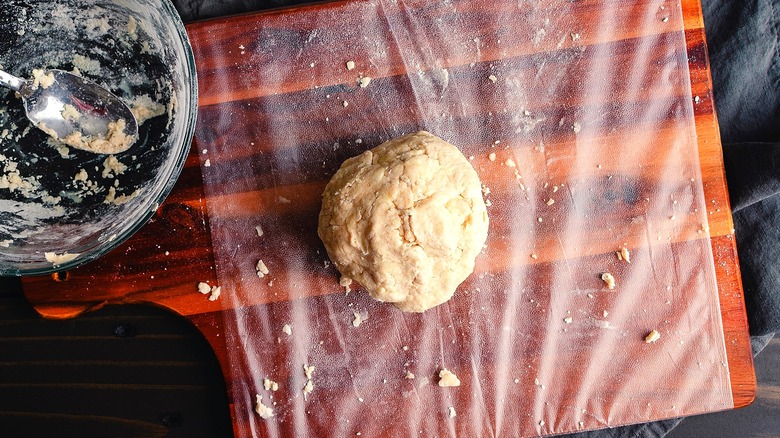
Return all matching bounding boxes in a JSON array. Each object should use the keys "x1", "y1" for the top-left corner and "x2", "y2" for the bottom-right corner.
[{"x1": 2, "y1": 0, "x2": 199, "y2": 276}]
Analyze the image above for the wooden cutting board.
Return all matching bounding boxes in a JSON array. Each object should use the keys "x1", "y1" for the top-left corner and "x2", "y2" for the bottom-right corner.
[{"x1": 21, "y1": 0, "x2": 756, "y2": 436}]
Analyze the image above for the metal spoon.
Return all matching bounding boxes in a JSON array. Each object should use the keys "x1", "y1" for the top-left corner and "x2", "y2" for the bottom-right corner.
[{"x1": 0, "y1": 68, "x2": 138, "y2": 154}]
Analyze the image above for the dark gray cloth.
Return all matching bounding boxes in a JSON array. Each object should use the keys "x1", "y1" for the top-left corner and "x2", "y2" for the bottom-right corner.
[{"x1": 170, "y1": 0, "x2": 779, "y2": 436}]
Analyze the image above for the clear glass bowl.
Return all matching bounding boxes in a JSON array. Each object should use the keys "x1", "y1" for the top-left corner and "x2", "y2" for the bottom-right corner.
[{"x1": 0, "y1": 0, "x2": 197, "y2": 275}]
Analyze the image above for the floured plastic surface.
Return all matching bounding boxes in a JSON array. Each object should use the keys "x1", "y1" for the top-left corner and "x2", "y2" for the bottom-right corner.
[{"x1": 190, "y1": 0, "x2": 732, "y2": 436}]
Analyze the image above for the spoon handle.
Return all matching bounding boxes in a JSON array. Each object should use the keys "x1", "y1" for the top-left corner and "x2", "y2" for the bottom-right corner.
[{"x1": 0, "y1": 69, "x2": 25, "y2": 92}]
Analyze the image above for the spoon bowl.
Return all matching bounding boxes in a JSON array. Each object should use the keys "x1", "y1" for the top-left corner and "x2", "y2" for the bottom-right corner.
[{"x1": 0, "y1": 68, "x2": 138, "y2": 154}]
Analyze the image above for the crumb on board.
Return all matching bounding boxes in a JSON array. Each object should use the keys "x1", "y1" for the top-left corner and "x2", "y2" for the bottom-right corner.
[
  {"x1": 616, "y1": 246, "x2": 631, "y2": 263},
  {"x1": 359, "y1": 77, "x2": 372, "y2": 88},
  {"x1": 282, "y1": 324, "x2": 292, "y2": 336},
  {"x1": 256, "y1": 259, "x2": 270, "y2": 278},
  {"x1": 405, "y1": 370, "x2": 415, "y2": 379},
  {"x1": 342, "y1": 100, "x2": 349, "y2": 108},
  {"x1": 346, "y1": 60, "x2": 355, "y2": 70},
  {"x1": 488, "y1": 74, "x2": 497, "y2": 83},
  {"x1": 255, "y1": 394, "x2": 274, "y2": 419},
  {"x1": 563, "y1": 316, "x2": 573, "y2": 324},
  {"x1": 488, "y1": 152, "x2": 497, "y2": 161},
  {"x1": 546, "y1": 198, "x2": 555, "y2": 206},
  {"x1": 448, "y1": 406, "x2": 457, "y2": 418},
  {"x1": 208, "y1": 286, "x2": 221, "y2": 301},
  {"x1": 255, "y1": 225, "x2": 264, "y2": 237},
  {"x1": 601, "y1": 272, "x2": 616, "y2": 289},
  {"x1": 340, "y1": 275, "x2": 353, "y2": 293},
  {"x1": 352, "y1": 310, "x2": 369, "y2": 327},
  {"x1": 438, "y1": 368, "x2": 461, "y2": 387},
  {"x1": 304, "y1": 364, "x2": 316, "y2": 380},
  {"x1": 504, "y1": 158, "x2": 516, "y2": 167},
  {"x1": 264, "y1": 378, "x2": 279, "y2": 391},
  {"x1": 197, "y1": 282, "x2": 211, "y2": 294},
  {"x1": 644, "y1": 330, "x2": 661, "y2": 343}
]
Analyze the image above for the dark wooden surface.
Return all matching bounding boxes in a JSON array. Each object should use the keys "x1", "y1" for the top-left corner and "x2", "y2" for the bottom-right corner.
[{"x1": 14, "y1": 0, "x2": 756, "y2": 436}]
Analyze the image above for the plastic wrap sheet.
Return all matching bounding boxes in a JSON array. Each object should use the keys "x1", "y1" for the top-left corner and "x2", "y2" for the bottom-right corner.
[{"x1": 191, "y1": 0, "x2": 733, "y2": 435}]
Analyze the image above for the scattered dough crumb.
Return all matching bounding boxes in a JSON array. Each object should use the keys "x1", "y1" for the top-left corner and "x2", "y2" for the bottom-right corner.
[
  {"x1": 282, "y1": 324, "x2": 292, "y2": 336},
  {"x1": 563, "y1": 316, "x2": 573, "y2": 324},
  {"x1": 603, "y1": 310, "x2": 609, "y2": 318},
  {"x1": 438, "y1": 368, "x2": 461, "y2": 387},
  {"x1": 405, "y1": 370, "x2": 415, "y2": 379},
  {"x1": 504, "y1": 158, "x2": 516, "y2": 167},
  {"x1": 31, "y1": 69, "x2": 56, "y2": 89},
  {"x1": 44, "y1": 252, "x2": 79, "y2": 266},
  {"x1": 352, "y1": 310, "x2": 369, "y2": 327},
  {"x1": 339, "y1": 275, "x2": 353, "y2": 294},
  {"x1": 208, "y1": 286, "x2": 221, "y2": 301},
  {"x1": 342, "y1": 100, "x2": 349, "y2": 108},
  {"x1": 448, "y1": 406, "x2": 457, "y2": 418},
  {"x1": 546, "y1": 198, "x2": 555, "y2": 206},
  {"x1": 303, "y1": 379, "x2": 314, "y2": 400},
  {"x1": 488, "y1": 152, "x2": 496, "y2": 161},
  {"x1": 346, "y1": 60, "x2": 356, "y2": 70},
  {"x1": 359, "y1": 77, "x2": 371, "y2": 88},
  {"x1": 204, "y1": 159, "x2": 211, "y2": 167},
  {"x1": 256, "y1": 259, "x2": 270, "y2": 277},
  {"x1": 645, "y1": 330, "x2": 661, "y2": 343},
  {"x1": 617, "y1": 247, "x2": 631, "y2": 263},
  {"x1": 601, "y1": 272, "x2": 616, "y2": 289},
  {"x1": 197, "y1": 282, "x2": 211, "y2": 294},
  {"x1": 488, "y1": 74, "x2": 497, "y2": 83},
  {"x1": 304, "y1": 364, "x2": 316, "y2": 380},
  {"x1": 255, "y1": 394, "x2": 274, "y2": 419},
  {"x1": 263, "y1": 378, "x2": 279, "y2": 391},
  {"x1": 572, "y1": 122, "x2": 582, "y2": 133},
  {"x1": 255, "y1": 225, "x2": 264, "y2": 237}
]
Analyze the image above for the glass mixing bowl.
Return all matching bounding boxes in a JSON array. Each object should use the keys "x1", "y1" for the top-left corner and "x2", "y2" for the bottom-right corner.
[{"x1": 0, "y1": 0, "x2": 197, "y2": 275}]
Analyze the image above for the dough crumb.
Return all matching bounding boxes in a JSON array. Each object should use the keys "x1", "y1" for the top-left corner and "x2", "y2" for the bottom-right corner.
[
  {"x1": 438, "y1": 368, "x2": 461, "y2": 387},
  {"x1": 44, "y1": 252, "x2": 79, "y2": 266},
  {"x1": 359, "y1": 77, "x2": 372, "y2": 88},
  {"x1": 303, "y1": 379, "x2": 314, "y2": 400},
  {"x1": 488, "y1": 152, "x2": 497, "y2": 161},
  {"x1": 644, "y1": 330, "x2": 661, "y2": 343},
  {"x1": 255, "y1": 225, "x2": 264, "y2": 237},
  {"x1": 448, "y1": 406, "x2": 457, "y2": 418},
  {"x1": 572, "y1": 122, "x2": 582, "y2": 133},
  {"x1": 601, "y1": 272, "x2": 616, "y2": 289},
  {"x1": 256, "y1": 259, "x2": 270, "y2": 277},
  {"x1": 488, "y1": 74, "x2": 497, "y2": 83},
  {"x1": 304, "y1": 364, "x2": 316, "y2": 380},
  {"x1": 255, "y1": 394, "x2": 274, "y2": 419},
  {"x1": 346, "y1": 60, "x2": 356, "y2": 70},
  {"x1": 617, "y1": 246, "x2": 631, "y2": 263},
  {"x1": 263, "y1": 378, "x2": 279, "y2": 391},
  {"x1": 563, "y1": 316, "x2": 573, "y2": 324},
  {"x1": 197, "y1": 282, "x2": 221, "y2": 300},
  {"x1": 405, "y1": 370, "x2": 415, "y2": 379},
  {"x1": 204, "y1": 159, "x2": 211, "y2": 167},
  {"x1": 282, "y1": 324, "x2": 292, "y2": 336},
  {"x1": 342, "y1": 100, "x2": 349, "y2": 108},
  {"x1": 504, "y1": 158, "x2": 516, "y2": 167},
  {"x1": 340, "y1": 275, "x2": 352, "y2": 293},
  {"x1": 546, "y1": 198, "x2": 555, "y2": 206},
  {"x1": 352, "y1": 310, "x2": 369, "y2": 327},
  {"x1": 31, "y1": 69, "x2": 56, "y2": 89}
]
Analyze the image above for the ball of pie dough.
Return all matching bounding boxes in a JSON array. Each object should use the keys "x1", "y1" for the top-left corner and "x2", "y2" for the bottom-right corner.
[{"x1": 318, "y1": 131, "x2": 488, "y2": 312}]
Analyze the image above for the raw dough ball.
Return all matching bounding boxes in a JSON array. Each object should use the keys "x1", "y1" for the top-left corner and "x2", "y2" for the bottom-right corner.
[{"x1": 318, "y1": 131, "x2": 488, "y2": 312}]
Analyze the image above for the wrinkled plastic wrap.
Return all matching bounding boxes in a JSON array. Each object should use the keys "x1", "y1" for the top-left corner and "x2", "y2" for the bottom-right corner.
[{"x1": 190, "y1": 0, "x2": 732, "y2": 435}]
